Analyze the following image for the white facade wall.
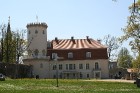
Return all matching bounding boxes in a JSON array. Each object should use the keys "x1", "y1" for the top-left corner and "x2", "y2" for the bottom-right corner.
[{"x1": 24, "y1": 59, "x2": 109, "y2": 79}]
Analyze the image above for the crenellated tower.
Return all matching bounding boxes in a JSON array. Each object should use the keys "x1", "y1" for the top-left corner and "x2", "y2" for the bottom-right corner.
[{"x1": 26, "y1": 22, "x2": 48, "y2": 58}]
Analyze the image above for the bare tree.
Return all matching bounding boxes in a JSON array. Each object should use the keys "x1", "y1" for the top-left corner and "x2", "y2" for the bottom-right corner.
[{"x1": 103, "y1": 34, "x2": 120, "y2": 61}]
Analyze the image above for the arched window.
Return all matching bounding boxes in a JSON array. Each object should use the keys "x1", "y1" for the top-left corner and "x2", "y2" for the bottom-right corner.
[
  {"x1": 42, "y1": 49, "x2": 46, "y2": 56},
  {"x1": 35, "y1": 30, "x2": 38, "y2": 34},
  {"x1": 43, "y1": 30, "x2": 45, "y2": 34},
  {"x1": 28, "y1": 30, "x2": 30, "y2": 34},
  {"x1": 34, "y1": 49, "x2": 39, "y2": 57},
  {"x1": 52, "y1": 53, "x2": 57, "y2": 59},
  {"x1": 95, "y1": 62, "x2": 99, "y2": 70}
]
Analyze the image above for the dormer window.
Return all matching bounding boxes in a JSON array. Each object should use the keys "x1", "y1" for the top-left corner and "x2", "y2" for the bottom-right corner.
[
  {"x1": 68, "y1": 52, "x2": 73, "y2": 59},
  {"x1": 86, "y1": 52, "x2": 91, "y2": 58}
]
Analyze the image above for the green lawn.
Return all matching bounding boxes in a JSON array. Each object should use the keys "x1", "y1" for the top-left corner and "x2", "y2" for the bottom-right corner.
[{"x1": 0, "y1": 79, "x2": 140, "y2": 93}]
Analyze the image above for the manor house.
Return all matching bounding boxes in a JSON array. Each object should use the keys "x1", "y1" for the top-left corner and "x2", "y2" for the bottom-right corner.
[{"x1": 23, "y1": 22, "x2": 109, "y2": 79}]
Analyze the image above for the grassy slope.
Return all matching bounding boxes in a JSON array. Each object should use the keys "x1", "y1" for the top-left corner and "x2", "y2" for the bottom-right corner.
[{"x1": 0, "y1": 79, "x2": 140, "y2": 93}]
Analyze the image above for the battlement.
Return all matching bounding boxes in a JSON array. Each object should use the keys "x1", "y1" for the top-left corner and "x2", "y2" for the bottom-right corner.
[{"x1": 26, "y1": 22, "x2": 48, "y2": 28}]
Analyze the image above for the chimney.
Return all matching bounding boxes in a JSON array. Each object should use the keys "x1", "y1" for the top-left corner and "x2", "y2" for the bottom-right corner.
[
  {"x1": 71, "y1": 36, "x2": 74, "y2": 40},
  {"x1": 55, "y1": 37, "x2": 58, "y2": 41},
  {"x1": 55, "y1": 37, "x2": 59, "y2": 44},
  {"x1": 71, "y1": 36, "x2": 76, "y2": 44},
  {"x1": 97, "y1": 39, "x2": 101, "y2": 44},
  {"x1": 86, "y1": 36, "x2": 89, "y2": 40}
]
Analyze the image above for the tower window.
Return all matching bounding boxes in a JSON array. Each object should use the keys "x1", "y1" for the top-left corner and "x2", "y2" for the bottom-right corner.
[
  {"x1": 43, "y1": 30, "x2": 45, "y2": 34},
  {"x1": 42, "y1": 50, "x2": 46, "y2": 56},
  {"x1": 35, "y1": 30, "x2": 38, "y2": 34},
  {"x1": 34, "y1": 49, "x2": 39, "y2": 57},
  {"x1": 28, "y1": 30, "x2": 30, "y2": 34}
]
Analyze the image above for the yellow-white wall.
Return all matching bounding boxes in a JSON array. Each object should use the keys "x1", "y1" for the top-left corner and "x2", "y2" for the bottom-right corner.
[{"x1": 24, "y1": 59, "x2": 109, "y2": 79}]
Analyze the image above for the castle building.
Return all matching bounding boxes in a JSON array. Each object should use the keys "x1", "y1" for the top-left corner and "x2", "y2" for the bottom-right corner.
[{"x1": 23, "y1": 22, "x2": 109, "y2": 79}]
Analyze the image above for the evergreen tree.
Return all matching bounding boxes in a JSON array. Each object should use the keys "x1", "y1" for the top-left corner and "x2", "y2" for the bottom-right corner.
[{"x1": 2, "y1": 21, "x2": 16, "y2": 63}]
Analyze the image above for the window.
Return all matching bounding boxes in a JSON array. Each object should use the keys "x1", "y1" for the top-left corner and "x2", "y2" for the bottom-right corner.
[
  {"x1": 53, "y1": 75, "x2": 56, "y2": 78},
  {"x1": 66, "y1": 64, "x2": 68, "y2": 70},
  {"x1": 86, "y1": 63, "x2": 90, "y2": 69},
  {"x1": 43, "y1": 30, "x2": 45, "y2": 34},
  {"x1": 59, "y1": 64, "x2": 63, "y2": 70},
  {"x1": 66, "y1": 64, "x2": 76, "y2": 70},
  {"x1": 87, "y1": 74, "x2": 89, "y2": 78},
  {"x1": 86, "y1": 52, "x2": 91, "y2": 58},
  {"x1": 80, "y1": 73, "x2": 82, "y2": 78},
  {"x1": 53, "y1": 65, "x2": 56, "y2": 70},
  {"x1": 35, "y1": 30, "x2": 38, "y2": 34},
  {"x1": 40, "y1": 63, "x2": 43, "y2": 68},
  {"x1": 47, "y1": 42, "x2": 51, "y2": 48},
  {"x1": 34, "y1": 49, "x2": 39, "y2": 57},
  {"x1": 73, "y1": 64, "x2": 76, "y2": 69},
  {"x1": 95, "y1": 62, "x2": 99, "y2": 70},
  {"x1": 73, "y1": 73, "x2": 76, "y2": 77},
  {"x1": 68, "y1": 52, "x2": 73, "y2": 59},
  {"x1": 52, "y1": 53, "x2": 57, "y2": 59},
  {"x1": 69, "y1": 64, "x2": 73, "y2": 70},
  {"x1": 79, "y1": 64, "x2": 83, "y2": 69},
  {"x1": 28, "y1": 30, "x2": 30, "y2": 34},
  {"x1": 42, "y1": 50, "x2": 46, "y2": 56}
]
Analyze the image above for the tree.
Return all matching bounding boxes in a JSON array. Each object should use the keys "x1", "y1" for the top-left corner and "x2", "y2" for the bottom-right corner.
[
  {"x1": 0, "y1": 20, "x2": 26, "y2": 63},
  {"x1": 2, "y1": 21, "x2": 17, "y2": 63},
  {"x1": 133, "y1": 55, "x2": 140, "y2": 69},
  {"x1": 103, "y1": 34, "x2": 119, "y2": 61},
  {"x1": 119, "y1": 0, "x2": 140, "y2": 54},
  {"x1": 0, "y1": 24, "x2": 6, "y2": 62},
  {"x1": 118, "y1": 47, "x2": 133, "y2": 68}
]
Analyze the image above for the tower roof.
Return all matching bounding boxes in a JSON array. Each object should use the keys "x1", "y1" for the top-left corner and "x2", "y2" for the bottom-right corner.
[{"x1": 26, "y1": 22, "x2": 48, "y2": 28}]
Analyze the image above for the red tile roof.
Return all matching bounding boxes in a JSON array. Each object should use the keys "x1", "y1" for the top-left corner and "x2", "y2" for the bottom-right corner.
[{"x1": 52, "y1": 39, "x2": 107, "y2": 49}]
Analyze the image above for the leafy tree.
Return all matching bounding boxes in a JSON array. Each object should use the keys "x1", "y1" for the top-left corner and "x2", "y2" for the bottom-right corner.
[
  {"x1": 119, "y1": 0, "x2": 140, "y2": 54},
  {"x1": 133, "y1": 54, "x2": 140, "y2": 69},
  {"x1": 118, "y1": 47, "x2": 133, "y2": 68},
  {"x1": 103, "y1": 34, "x2": 119, "y2": 61}
]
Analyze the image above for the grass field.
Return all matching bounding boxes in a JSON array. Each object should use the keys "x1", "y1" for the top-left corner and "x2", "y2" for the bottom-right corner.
[{"x1": 0, "y1": 79, "x2": 140, "y2": 93}]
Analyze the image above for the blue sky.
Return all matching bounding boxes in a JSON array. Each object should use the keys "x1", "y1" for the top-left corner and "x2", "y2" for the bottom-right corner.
[{"x1": 0, "y1": 0, "x2": 133, "y2": 43}]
